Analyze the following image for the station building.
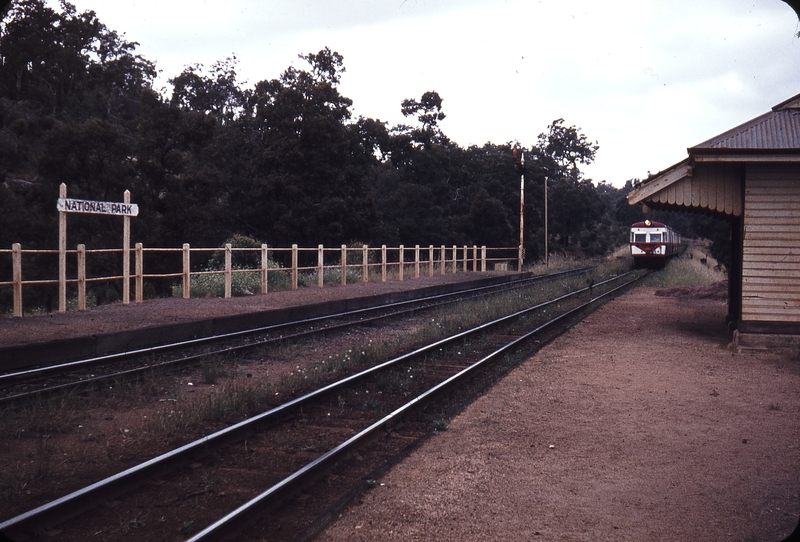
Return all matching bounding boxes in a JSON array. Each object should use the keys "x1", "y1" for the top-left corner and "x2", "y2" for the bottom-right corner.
[{"x1": 627, "y1": 92, "x2": 800, "y2": 350}]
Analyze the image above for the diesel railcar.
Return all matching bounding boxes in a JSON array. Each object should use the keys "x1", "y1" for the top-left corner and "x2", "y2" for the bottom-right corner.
[{"x1": 630, "y1": 220, "x2": 682, "y2": 268}]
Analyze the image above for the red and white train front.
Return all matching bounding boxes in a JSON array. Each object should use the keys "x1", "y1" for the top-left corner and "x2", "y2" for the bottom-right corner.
[{"x1": 630, "y1": 220, "x2": 682, "y2": 268}]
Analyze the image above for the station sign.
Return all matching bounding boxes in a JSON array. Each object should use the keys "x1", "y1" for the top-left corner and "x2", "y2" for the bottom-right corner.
[{"x1": 57, "y1": 197, "x2": 139, "y2": 216}]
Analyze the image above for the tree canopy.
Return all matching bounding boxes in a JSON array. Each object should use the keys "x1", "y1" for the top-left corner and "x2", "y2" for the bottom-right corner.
[{"x1": 0, "y1": 1, "x2": 728, "y2": 296}]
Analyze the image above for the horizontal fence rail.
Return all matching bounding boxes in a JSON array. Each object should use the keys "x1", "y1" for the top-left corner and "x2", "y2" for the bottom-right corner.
[{"x1": 0, "y1": 243, "x2": 521, "y2": 318}]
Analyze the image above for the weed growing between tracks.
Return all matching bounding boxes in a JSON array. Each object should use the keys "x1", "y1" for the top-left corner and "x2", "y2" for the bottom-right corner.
[
  {"x1": 0, "y1": 394, "x2": 85, "y2": 506},
  {"x1": 6, "y1": 260, "x2": 632, "y2": 441},
  {"x1": 0, "y1": 257, "x2": 636, "y2": 520},
  {"x1": 154, "y1": 379, "x2": 270, "y2": 430}
]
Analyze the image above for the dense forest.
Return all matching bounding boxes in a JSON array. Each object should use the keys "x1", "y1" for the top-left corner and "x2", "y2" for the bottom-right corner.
[{"x1": 0, "y1": 1, "x2": 730, "y2": 286}]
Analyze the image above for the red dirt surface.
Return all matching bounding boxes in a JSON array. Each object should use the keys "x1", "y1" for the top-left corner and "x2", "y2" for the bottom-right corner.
[
  {"x1": 321, "y1": 287, "x2": 800, "y2": 541},
  {"x1": 3, "y1": 278, "x2": 798, "y2": 541}
]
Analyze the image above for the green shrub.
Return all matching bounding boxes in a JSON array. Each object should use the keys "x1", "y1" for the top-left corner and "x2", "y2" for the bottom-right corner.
[
  {"x1": 323, "y1": 267, "x2": 362, "y2": 285},
  {"x1": 207, "y1": 234, "x2": 265, "y2": 269},
  {"x1": 171, "y1": 261, "x2": 290, "y2": 298},
  {"x1": 344, "y1": 242, "x2": 375, "y2": 265}
]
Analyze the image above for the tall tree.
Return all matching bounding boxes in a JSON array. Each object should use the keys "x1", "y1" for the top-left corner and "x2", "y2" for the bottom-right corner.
[
  {"x1": 170, "y1": 57, "x2": 246, "y2": 123},
  {"x1": 536, "y1": 118, "x2": 598, "y2": 181},
  {"x1": 0, "y1": 0, "x2": 629, "y2": 289},
  {"x1": 532, "y1": 119, "x2": 602, "y2": 249},
  {"x1": 0, "y1": 0, "x2": 154, "y2": 118},
  {"x1": 228, "y1": 47, "x2": 379, "y2": 248},
  {"x1": 400, "y1": 90, "x2": 447, "y2": 149}
]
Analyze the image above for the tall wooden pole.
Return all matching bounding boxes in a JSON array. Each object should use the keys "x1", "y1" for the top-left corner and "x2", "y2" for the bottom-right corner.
[
  {"x1": 544, "y1": 175, "x2": 549, "y2": 267},
  {"x1": 59, "y1": 183, "x2": 67, "y2": 313},
  {"x1": 519, "y1": 152, "x2": 525, "y2": 272}
]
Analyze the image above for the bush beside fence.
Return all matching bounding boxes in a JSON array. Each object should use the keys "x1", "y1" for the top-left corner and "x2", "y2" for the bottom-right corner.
[{"x1": 0, "y1": 243, "x2": 521, "y2": 317}]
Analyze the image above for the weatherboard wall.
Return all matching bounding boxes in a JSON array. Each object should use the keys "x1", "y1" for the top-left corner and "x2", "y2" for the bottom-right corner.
[{"x1": 742, "y1": 163, "x2": 800, "y2": 324}]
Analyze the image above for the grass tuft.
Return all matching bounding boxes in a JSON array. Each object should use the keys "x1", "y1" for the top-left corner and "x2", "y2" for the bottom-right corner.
[
  {"x1": 432, "y1": 419, "x2": 449, "y2": 432},
  {"x1": 644, "y1": 255, "x2": 726, "y2": 289}
]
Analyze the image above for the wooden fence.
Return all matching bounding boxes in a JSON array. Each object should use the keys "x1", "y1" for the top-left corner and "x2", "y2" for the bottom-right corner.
[{"x1": 0, "y1": 243, "x2": 520, "y2": 317}]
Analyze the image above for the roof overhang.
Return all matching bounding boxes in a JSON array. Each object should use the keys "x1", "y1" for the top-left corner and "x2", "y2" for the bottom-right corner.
[
  {"x1": 627, "y1": 159, "x2": 691, "y2": 205},
  {"x1": 628, "y1": 93, "x2": 800, "y2": 210}
]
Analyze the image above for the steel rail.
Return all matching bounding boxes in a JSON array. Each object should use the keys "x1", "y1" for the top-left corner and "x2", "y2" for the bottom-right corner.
[
  {"x1": 0, "y1": 269, "x2": 593, "y2": 406},
  {"x1": 186, "y1": 272, "x2": 647, "y2": 541},
  {"x1": 0, "y1": 267, "x2": 592, "y2": 385},
  {"x1": 0, "y1": 269, "x2": 622, "y2": 540},
  {"x1": 1, "y1": 276, "x2": 535, "y2": 404}
]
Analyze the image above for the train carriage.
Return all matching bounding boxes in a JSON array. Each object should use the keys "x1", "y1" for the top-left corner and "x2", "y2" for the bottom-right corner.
[{"x1": 630, "y1": 220, "x2": 682, "y2": 268}]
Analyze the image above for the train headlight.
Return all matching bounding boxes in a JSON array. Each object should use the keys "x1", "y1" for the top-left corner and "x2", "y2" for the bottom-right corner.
[{"x1": 644, "y1": 219, "x2": 652, "y2": 227}]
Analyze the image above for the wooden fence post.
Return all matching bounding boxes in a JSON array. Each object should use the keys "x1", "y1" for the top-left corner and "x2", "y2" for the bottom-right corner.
[
  {"x1": 12, "y1": 243, "x2": 22, "y2": 317},
  {"x1": 182, "y1": 243, "x2": 191, "y2": 299},
  {"x1": 318, "y1": 244, "x2": 324, "y2": 288},
  {"x1": 399, "y1": 245, "x2": 404, "y2": 281},
  {"x1": 292, "y1": 244, "x2": 298, "y2": 290},
  {"x1": 261, "y1": 244, "x2": 268, "y2": 294},
  {"x1": 381, "y1": 245, "x2": 387, "y2": 282},
  {"x1": 77, "y1": 244, "x2": 86, "y2": 311},
  {"x1": 224, "y1": 243, "x2": 232, "y2": 298},
  {"x1": 362, "y1": 244, "x2": 368, "y2": 283},
  {"x1": 59, "y1": 183, "x2": 67, "y2": 313},
  {"x1": 1, "y1": 241, "x2": 512, "y2": 316},
  {"x1": 135, "y1": 243, "x2": 143, "y2": 303},
  {"x1": 341, "y1": 245, "x2": 347, "y2": 286}
]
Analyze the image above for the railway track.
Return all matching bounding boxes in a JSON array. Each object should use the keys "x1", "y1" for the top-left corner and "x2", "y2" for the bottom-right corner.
[
  {"x1": 0, "y1": 268, "x2": 593, "y2": 405},
  {"x1": 0, "y1": 270, "x2": 644, "y2": 542}
]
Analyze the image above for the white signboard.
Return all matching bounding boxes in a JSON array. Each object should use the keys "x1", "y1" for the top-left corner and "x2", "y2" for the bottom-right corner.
[{"x1": 57, "y1": 197, "x2": 139, "y2": 216}]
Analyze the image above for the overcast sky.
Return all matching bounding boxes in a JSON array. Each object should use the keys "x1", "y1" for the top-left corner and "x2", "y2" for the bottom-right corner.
[{"x1": 68, "y1": 0, "x2": 800, "y2": 187}]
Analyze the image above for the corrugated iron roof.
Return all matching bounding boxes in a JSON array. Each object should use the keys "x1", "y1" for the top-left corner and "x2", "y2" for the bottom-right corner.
[
  {"x1": 691, "y1": 92, "x2": 800, "y2": 151},
  {"x1": 628, "y1": 92, "x2": 800, "y2": 211}
]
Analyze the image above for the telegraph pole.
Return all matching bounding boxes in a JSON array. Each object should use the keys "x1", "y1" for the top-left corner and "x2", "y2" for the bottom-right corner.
[
  {"x1": 544, "y1": 175, "x2": 548, "y2": 267},
  {"x1": 519, "y1": 151, "x2": 525, "y2": 271}
]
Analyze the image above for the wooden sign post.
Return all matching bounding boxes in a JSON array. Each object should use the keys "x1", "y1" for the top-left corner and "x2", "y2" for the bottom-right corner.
[
  {"x1": 56, "y1": 183, "x2": 139, "y2": 312},
  {"x1": 59, "y1": 183, "x2": 67, "y2": 312}
]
